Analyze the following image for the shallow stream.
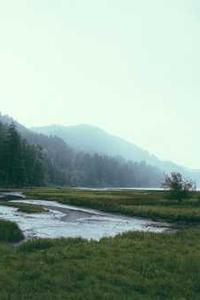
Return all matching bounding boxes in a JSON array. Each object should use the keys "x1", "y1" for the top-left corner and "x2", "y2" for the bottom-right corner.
[{"x1": 0, "y1": 193, "x2": 170, "y2": 240}]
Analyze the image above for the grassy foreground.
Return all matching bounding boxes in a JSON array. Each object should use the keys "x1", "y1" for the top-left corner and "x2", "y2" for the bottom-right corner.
[
  {"x1": 0, "y1": 188, "x2": 200, "y2": 299},
  {"x1": 0, "y1": 229, "x2": 199, "y2": 299}
]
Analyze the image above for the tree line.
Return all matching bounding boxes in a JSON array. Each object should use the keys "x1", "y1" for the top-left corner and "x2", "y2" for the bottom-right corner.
[
  {"x1": 0, "y1": 122, "x2": 47, "y2": 187},
  {"x1": 0, "y1": 122, "x2": 163, "y2": 188}
]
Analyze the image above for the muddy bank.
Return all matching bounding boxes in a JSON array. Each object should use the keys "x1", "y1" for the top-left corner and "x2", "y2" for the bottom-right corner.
[{"x1": 0, "y1": 192, "x2": 25, "y2": 201}]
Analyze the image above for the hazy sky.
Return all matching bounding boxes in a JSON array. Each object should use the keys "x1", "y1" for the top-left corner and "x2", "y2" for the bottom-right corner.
[{"x1": 0, "y1": 0, "x2": 200, "y2": 168}]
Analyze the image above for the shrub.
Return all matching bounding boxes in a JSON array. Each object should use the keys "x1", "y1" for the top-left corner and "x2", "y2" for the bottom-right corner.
[
  {"x1": 162, "y1": 172, "x2": 196, "y2": 202},
  {"x1": 0, "y1": 220, "x2": 24, "y2": 243}
]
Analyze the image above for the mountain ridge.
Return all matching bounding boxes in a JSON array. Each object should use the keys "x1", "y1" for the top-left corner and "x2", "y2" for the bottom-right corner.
[
  {"x1": 31, "y1": 123, "x2": 200, "y2": 186},
  {"x1": 32, "y1": 124, "x2": 198, "y2": 165},
  {"x1": 1, "y1": 114, "x2": 199, "y2": 186},
  {"x1": 0, "y1": 114, "x2": 164, "y2": 187}
]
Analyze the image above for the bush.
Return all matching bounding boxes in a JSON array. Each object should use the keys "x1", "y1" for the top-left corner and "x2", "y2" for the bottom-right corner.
[
  {"x1": 0, "y1": 220, "x2": 24, "y2": 243},
  {"x1": 162, "y1": 172, "x2": 196, "y2": 202}
]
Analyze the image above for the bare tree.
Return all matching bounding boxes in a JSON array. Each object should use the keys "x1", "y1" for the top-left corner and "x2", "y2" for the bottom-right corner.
[{"x1": 162, "y1": 172, "x2": 196, "y2": 201}]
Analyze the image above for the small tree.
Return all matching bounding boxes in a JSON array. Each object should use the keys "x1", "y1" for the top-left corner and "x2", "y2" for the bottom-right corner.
[{"x1": 162, "y1": 172, "x2": 196, "y2": 201}]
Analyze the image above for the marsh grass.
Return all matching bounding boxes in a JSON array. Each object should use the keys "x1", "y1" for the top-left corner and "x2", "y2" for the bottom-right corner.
[
  {"x1": 0, "y1": 189, "x2": 200, "y2": 299},
  {"x1": 0, "y1": 201, "x2": 46, "y2": 214},
  {"x1": 25, "y1": 188, "x2": 200, "y2": 223},
  {"x1": 0, "y1": 229, "x2": 199, "y2": 299}
]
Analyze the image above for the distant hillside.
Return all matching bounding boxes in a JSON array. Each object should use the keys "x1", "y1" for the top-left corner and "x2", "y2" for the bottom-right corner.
[
  {"x1": 0, "y1": 114, "x2": 163, "y2": 187},
  {"x1": 32, "y1": 124, "x2": 200, "y2": 185},
  {"x1": 32, "y1": 124, "x2": 153, "y2": 161}
]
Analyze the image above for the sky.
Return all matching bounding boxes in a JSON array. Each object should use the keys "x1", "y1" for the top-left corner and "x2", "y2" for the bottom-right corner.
[{"x1": 0, "y1": 0, "x2": 200, "y2": 169}]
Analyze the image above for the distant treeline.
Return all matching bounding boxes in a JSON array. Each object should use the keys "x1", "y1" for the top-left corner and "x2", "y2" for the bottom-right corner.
[{"x1": 0, "y1": 121, "x2": 162, "y2": 187}]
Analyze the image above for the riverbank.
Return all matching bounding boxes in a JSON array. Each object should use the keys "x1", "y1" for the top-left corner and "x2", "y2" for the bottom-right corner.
[
  {"x1": 24, "y1": 188, "x2": 200, "y2": 224},
  {"x1": 0, "y1": 188, "x2": 199, "y2": 299}
]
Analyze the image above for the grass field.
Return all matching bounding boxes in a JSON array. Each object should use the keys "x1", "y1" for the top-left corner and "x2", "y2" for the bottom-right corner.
[
  {"x1": 0, "y1": 188, "x2": 200, "y2": 299},
  {"x1": 25, "y1": 188, "x2": 200, "y2": 223}
]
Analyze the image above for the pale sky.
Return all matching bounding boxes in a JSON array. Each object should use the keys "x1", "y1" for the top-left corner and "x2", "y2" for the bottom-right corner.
[{"x1": 0, "y1": 0, "x2": 200, "y2": 168}]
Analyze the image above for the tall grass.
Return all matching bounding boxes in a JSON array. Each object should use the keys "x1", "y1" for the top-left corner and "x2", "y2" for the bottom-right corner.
[{"x1": 0, "y1": 229, "x2": 199, "y2": 299}]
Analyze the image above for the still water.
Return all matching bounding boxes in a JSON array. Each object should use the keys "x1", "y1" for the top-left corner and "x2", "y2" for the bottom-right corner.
[{"x1": 0, "y1": 198, "x2": 170, "y2": 240}]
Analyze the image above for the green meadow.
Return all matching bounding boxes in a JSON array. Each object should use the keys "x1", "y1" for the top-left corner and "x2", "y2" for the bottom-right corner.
[
  {"x1": 25, "y1": 188, "x2": 200, "y2": 223},
  {"x1": 0, "y1": 188, "x2": 200, "y2": 299}
]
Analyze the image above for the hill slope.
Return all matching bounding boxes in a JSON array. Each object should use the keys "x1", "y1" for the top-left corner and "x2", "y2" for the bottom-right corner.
[
  {"x1": 32, "y1": 124, "x2": 200, "y2": 181},
  {"x1": 0, "y1": 115, "x2": 163, "y2": 187}
]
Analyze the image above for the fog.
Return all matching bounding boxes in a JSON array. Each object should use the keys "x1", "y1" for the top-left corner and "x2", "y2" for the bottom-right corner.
[{"x1": 0, "y1": 1, "x2": 200, "y2": 168}]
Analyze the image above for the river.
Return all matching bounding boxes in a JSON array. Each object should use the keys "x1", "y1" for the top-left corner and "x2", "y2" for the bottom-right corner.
[{"x1": 0, "y1": 193, "x2": 171, "y2": 240}]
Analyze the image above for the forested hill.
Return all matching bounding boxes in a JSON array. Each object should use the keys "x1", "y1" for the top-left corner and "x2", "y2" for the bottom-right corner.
[
  {"x1": 32, "y1": 124, "x2": 200, "y2": 185},
  {"x1": 0, "y1": 116, "x2": 163, "y2": 187}
]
